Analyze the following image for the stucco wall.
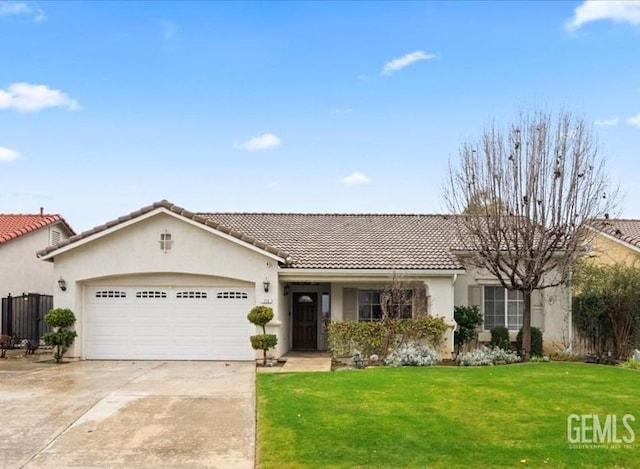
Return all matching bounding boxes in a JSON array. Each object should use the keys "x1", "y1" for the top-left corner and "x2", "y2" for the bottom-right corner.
[
  {"x1": 585, "y1": 232, "x2": 640, "y2": 266},
  {"x1": 49, "y1": 212, "x2": 283, "y2": 358},
  {"x1": 0, "y1": 225, "x2": 69, "y2": 297},
  {"x1": 453, "y1": 265, "x2": 571, "y2": 350}
]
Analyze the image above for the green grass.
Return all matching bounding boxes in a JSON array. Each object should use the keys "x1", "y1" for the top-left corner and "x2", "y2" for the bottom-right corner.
[{"x1": 257, "y1": 363, "x2": 639, "y2": 469}]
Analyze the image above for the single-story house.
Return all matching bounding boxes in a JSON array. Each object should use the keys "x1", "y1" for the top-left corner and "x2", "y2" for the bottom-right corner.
[
  {"x1": 0, "y1": 209, "x2": 75, "y2": 297},
  {"x1": 585, "y1": 218, "x2": 640, "y2": 266},
  {"x1": 37, "y1": 200, "x2": 570, "y2": 361}
]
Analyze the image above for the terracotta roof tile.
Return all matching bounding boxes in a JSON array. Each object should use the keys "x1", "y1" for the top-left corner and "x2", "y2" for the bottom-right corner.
[
  {"x1": 589, "y1": 218, "x2": 640, "y2": 250},
  {"x1": 0, "y1": 214, "x2": 75, "y2": 246}
]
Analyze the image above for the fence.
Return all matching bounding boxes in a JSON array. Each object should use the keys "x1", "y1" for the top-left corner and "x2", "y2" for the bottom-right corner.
[{"x1": 1, "y1": 293, "x2": 53, "y2": 344}]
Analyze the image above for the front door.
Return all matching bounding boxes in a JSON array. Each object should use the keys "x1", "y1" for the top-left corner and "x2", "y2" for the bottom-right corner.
[{"x1": 292, "y1": 292, "x2": 317, "y2": 350}]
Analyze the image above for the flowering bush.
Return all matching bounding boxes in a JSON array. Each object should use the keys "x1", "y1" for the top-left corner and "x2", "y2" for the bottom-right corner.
[
  {"x1": 384, "y1": 342, "x2": 440, "y2": 367},
  {"x1": 456, "y1": 346, "x2": 521, "y2": 366}
]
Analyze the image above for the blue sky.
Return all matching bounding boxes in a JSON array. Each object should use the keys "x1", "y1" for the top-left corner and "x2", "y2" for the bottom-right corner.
[{"x1": 1, "y1": 1, "x2": 640, "y2": 231}]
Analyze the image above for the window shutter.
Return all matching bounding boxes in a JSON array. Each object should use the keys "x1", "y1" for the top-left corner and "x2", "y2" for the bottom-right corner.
[
  {"x1": 413, "y1": 285, "x2": 428, "y2": 315},
  {"x1": 531, "y1": 290, "x2": 544, "y2": 330},
  {"x1": 343, "y1": 288, "x2": 357, "y2": 321},
  {"x1": 468, "y1": 285, "x2": 482, "y2": 307}
]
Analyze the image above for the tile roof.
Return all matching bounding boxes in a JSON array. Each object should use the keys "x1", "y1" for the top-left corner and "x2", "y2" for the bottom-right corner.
[
  {"x1": 199, "y1": 213, "x2": 464, "y2": 270},
  {"x1": 36, "y1": 200, "x2": 291, "y2": 261},
  {"x1": 589, "y1": 218, "x2": 640, "y2": 250},
  {"x1": 0, "y1": 214, "x2": 75, "y2": 246},
  {"x1": 37, "y1": 200, "x2": 464, "y2": 270}
]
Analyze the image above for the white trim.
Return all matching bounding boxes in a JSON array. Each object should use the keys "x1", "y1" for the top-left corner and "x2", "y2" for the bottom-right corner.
[
  {"x1": 39, "y1": 207, "x2": 286, "y2": 263},
  {"x1": 278, "y1": 268, "x2": 464, "y2": 282}
]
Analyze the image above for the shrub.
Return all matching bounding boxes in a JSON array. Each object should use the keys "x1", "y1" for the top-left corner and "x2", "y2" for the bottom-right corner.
[
  {"x1": 516, "y1": 327, "x2": 543, "y2": 357},
  {"x1": 384, "y1": 342, "x2": 440, "y2": 367},
  {"x1": 44, "y1": 308, "x2": 77, "y2": 328},
  {"x1": 621, "y1": 359, "x2": 640, "y2": 370},
  {"x1": 572, "y1": 261, "x2": 640, "y2": 358},
  {"x1": 456, "y1": 346, "x2": 521, "y2": 366},
  {"x1": 327, "y1": 316, "x2": 447, "y2": 359},
  {"x1": 250, "y1": 334, "x2": 278, "y2": 352},
  {"x1": 247, "y1": 306, "x2": 274, "y2": 327},
  {"x1": 489, "y1": 326, "x2": 511, "y2": 350},
  {"x1": 42, "y1": 308, "x2": 77, "y2": 363},
  {"x1": 247, "y1": 306, "x2": 277, "y2": 366},
  {"x1": 454, "y1": 305, "x2": 483, "y2": 353}
]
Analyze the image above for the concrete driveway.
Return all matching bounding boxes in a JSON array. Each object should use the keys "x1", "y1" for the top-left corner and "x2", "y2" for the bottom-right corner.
[{"x1": 0, "y1": 360, "x2": 255, "y2": 469}]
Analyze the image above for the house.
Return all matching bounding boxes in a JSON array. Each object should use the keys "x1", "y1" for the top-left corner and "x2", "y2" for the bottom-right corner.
[
  {"x1": 0, "y1": 209, "x2": 75, "y2": 297},
  {"x1": 36, "y1": 200, "x2": 570, "y2": 361},
  {"x1": 585, "y1": 218, "x2": 640, "y2": 266}
]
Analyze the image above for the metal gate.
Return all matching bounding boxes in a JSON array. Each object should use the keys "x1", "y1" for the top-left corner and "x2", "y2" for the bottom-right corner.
[{"x1": 1, "y1": 293, "x2": 53, "y2": 344}]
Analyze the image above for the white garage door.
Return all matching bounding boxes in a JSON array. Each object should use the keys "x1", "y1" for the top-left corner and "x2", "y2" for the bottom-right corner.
[{"x1": 84, "y1": 286, "x2": 255, "y2": 360}]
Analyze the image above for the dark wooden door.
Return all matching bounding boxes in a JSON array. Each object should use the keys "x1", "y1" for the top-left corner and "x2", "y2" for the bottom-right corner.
[{"x1": 292, "y1": 292, "x2": 318, "y2": 350}]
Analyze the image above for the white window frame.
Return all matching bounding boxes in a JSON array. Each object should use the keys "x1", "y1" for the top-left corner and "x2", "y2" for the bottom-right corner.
[
  {"x1": 357, "y1": 289, "x2": 413, "y2": 321},
  {"x1": 483, "y1": 286, "x2": 524, "y2": 331}
]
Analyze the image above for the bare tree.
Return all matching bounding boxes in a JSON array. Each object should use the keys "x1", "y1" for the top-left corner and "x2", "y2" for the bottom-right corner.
[{"x1": 444, "y1": 110, "x2": 616, "y2": 360}]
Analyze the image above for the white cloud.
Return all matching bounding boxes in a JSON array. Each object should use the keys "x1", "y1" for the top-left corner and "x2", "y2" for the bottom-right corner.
[
  {"x1": 339, "y1": 171, "x2": 371, "y2": 186},
  {"x1": 382, "y1": 50, "x2": 436, "y2": 76},
  {"x1": 565, "y1": 1, "x2": 640, "y2": 31},
  {"x1": 0, "y1": 1, "x2": 45, "y2": 22},
  {"x1": 0, "y1": 82, "x2": 80, "y2": 112},
  {"x1": 627, "y1": 113, "x2": 640, "y2": 128},
  {"x1": 235, "y1": 133, "x2": 281, "y2": 152},
  {"x1": 595, "y1": 117, "x2": 619, "y2": 126},
  {"x1": 0, "y1": 146, "x2": 21, "y2": 162}
]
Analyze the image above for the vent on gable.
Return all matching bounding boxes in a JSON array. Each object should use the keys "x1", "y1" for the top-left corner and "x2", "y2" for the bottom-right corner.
[
  {"x1": 95, "y1": 290, "x2": 127, "y2": 298},
  {"x1": 176, "y1": 291, "x2": 208, "y2": 299},
  {"x1": 159, "y1": 230, "x2": 173, "y2": 252},
  {"x1": 216, "y1": 291, "x2": 248, "y2": 300},
  {"x1": 51, "y1": 229, "x2": 61, "y2": 245},
  {"x1": 136, "y1": 291, "x2": 167, "y2": 299}
]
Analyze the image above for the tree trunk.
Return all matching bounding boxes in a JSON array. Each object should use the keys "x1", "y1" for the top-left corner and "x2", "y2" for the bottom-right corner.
[{"x1": 521, "y1": 290, "x2": 532, "y2": 361}]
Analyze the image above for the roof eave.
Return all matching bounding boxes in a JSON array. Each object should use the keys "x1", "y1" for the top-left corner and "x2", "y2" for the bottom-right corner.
[
  {"x1": 278, "y1": 268, "x2": 465, "y2": 281},
  {"x1": 38, "y1": 203, "x2": 289, "y2": 263}
]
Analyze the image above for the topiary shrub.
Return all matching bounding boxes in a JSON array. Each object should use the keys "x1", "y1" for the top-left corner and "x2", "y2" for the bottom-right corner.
[
  {"x1": 490, "y1": 326, "x2": 511, "y2": 350},
  {"x1": 42, "y1": 308, "x2": 77, "y2": 363},
  {"x1": 247, "y1": 306, "x2": 277, "y2": 366},
  {"x1": 516, "y1": 326, "x2": 543, "y2": 358}
]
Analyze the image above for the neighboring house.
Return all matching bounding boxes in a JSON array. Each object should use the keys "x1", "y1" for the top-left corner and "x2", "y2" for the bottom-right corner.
[
  {"x1": 585, "y1": 218, "x2": 640, "y2": 266},
  {"x1": 37, "y1": 200, "x2": 570, "y2": 361},
  {"x1": 0, "y1": 210, "x2": 75, "y2": 297}
]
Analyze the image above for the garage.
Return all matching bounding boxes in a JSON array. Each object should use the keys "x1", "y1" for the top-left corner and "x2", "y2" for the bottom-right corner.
[{"x1": 84, "y1": 286, "x2": 255, "y2": 360}]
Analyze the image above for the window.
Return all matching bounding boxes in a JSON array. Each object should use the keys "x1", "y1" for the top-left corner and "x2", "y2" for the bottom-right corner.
[
  {"x1": 483, "y1": 286, "x2": 524, "y2": 330},
  {"x1": 216, "y1": 291, "x2": 248, "y2": 300},
  {"x1": 95, "y1": 290, "x2": 126, "y2": 298},
  {"x1": 358, "y1": 289, "x2": 413, "y2": 321},
  {"x1": 176, "y1": 291, "x2": 207, "y2": 299},
  {"x1": 136, "y1": 291, "x2": 167, "y2": 299},
  {"x1": 159, "y1": 231, "x2": 173, "y2": 252}
]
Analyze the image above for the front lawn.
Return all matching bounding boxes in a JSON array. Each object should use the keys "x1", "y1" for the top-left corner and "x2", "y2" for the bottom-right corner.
[{"x1": 257, "y1": 363, "x2": 639, "y2": 468}]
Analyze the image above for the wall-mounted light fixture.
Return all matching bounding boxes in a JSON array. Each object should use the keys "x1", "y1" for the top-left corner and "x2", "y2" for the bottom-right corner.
[
  {"x1": 283, "y1": 284, "x2": 290, "y2": 296},
  {"x1": 263, "y1": 279, "x2": 270, "y2": 293},
  {"x1": 58, "y1": 277, "x2": 67, "y2": 291}
]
